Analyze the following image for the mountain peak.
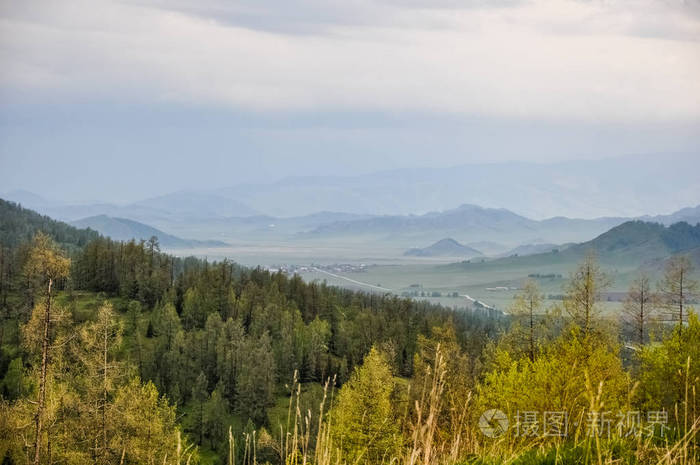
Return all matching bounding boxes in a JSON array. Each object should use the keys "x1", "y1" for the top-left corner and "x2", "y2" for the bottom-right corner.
[{"x1": 404, "y1": 237, "x2": 483, "y2": 258}]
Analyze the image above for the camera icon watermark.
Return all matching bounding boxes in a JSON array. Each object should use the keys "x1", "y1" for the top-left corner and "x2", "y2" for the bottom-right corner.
[{"x1": 478, "y1": 409, "x2": 509, "y2": 438}]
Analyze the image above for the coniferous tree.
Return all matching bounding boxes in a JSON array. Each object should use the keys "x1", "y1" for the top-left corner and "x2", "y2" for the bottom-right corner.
[
  {"x1": 622, "y1": 272, "x2": 657, "y2": 346},
  {"x1": 509, "y1": 279, "x2": 543, "y2": 361},
  {"x1": 658, "y1": 255, "x2": 698, "y2": 331},
  {"x1": 203, "y1": 383, "x2": 229, "y2": 449},
  {"x1": 563, "y1": 252, "x2": 610, "y2": 337},
  {"x1": 191, "y1": 371, "x2": 208, "y2": 446},
  {"x1": 73, "y1": 302, "x2": 123, "y2": 462},
  {"x1": 22, "y1": 233, "x2": 70, "y2": 465},
  {"x1": 331, "y1": 347, "x2": 401, "y2": 463}
]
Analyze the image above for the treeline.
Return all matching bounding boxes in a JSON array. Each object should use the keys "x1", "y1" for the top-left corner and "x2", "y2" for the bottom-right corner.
[{"x1": 0, "y1": 199, "x2": 99, "y2": 250}]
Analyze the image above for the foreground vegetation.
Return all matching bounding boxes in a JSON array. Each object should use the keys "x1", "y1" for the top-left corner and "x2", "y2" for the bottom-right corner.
[{"x1": 0, "y1": 199, "x2": 697, "y2": 464}]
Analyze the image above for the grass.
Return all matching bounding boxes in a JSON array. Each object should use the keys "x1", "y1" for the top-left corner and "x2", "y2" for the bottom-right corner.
[
  {"x1": 301, "y1": 261, "x2": 640, "y2": 314},
  {"x1": 223, "y1": 344, "x2": 698, "y2": 465}
]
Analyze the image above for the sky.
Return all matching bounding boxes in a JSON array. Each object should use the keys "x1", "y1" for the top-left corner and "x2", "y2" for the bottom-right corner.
[{"x1": 0, "y1": 0, "x2": 699, "y2": 204}]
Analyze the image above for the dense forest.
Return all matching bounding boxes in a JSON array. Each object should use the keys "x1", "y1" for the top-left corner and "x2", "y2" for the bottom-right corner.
[{"x1": 0, "y1": 199, "x2": 698, "y2": 464}]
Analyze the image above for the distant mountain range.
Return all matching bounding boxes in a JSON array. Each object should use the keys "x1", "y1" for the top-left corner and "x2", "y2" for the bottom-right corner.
[
  {"x1": 465, "y1": 220, "x2": 700, "y2": 270},
  {"x1": 5, "y1": 154, "x2": 700, "y2": 221},
  {"x1": 211, "y1": 154, "x2": 699, "y2": 219},
  {"x1": 305, "y1": 203, "x2": 700, "y2": 247},
  {"x1": 304, "y1": 204, "x2": 627, "y2": 246},
  {"x1": 641, "y1": 205, "x2": 700, "y2": 226},
  {"x1": 566, "y1": 220, "x2": 700, "y2": 265},
  {"x1": 4, "y1": 194, "x2": 700, "y2": 274},
  {"x1": 70, "y1": 215, "x2": 227, "y2": 249},
  {"x1": 131, "y1": 191, "x2": 260, "y2": 219},
  {"x1": 3, "y1": 186, "x2": 699, "y2": 251},
  {"x1": 404, "y1": 238, "x2": 483, "y2": 258},
  {"x1": 0, "y1": 190, "x2": 258, "y2": 224}
]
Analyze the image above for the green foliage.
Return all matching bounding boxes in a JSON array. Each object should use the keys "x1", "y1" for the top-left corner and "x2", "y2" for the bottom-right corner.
[
  {"x1": 477, "y1": 329, "x2": 630, "y2": 433},
  {"x1": 563, "y1": 252, "x2": 611, "y2": 337},
  {"x1": 658, "y1": 255, "x2": 698, "y2": 327},
  {"x1": 508, "y1": 279, "x2": 544, "y2": 361},
  {"x1": 23, "y1": 232, "x2": 71, "y2": 291},
  {"x1": 203, "y1": 384, "x2": 230, "y2": 450},
  {"x1": 637, "y1": 310, "x2": 700, "y2": 414},
  {"x1": 17, "y1": 212, "x2": 700, "y2": 464},
  {"x1": 411, "y1": 323, "x2": 473, "y2": 442},
  {"x1": 331, "y1": 347, "x2": 402, "y2": 463},
  {"x1": 1, "y1": 357, "x2": 28, "y2": 400},
  {"x1": 190, "y1": 371, "x2": 209, "y2": 446},
  {"x1": 111, "y1": 378, "x2": 196, "y2": 464}
]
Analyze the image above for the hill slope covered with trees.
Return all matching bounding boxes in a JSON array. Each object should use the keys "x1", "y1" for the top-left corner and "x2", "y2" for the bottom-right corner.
[{"x1": 0, "y1": 204, "x2": 697, "y2": 464}]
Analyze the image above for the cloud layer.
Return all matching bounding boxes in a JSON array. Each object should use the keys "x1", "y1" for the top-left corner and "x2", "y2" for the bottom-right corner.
[{"x1": 2, "y1": 0, "x2": 699, "y2": 122}]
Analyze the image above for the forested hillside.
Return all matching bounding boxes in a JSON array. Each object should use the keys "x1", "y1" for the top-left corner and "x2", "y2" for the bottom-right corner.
[
  {"x1": 71, "y1": 215, "x2": 227, "y2": 248},
  {"x1": 0, "y1": 198, "x2": 99, "y2": 249},
  {"x1": 0, "y1": 204, "x2": 501, "y2": 463},
  {"x1": 0, "y1": 205, "x2": 698, "y2": 464}
]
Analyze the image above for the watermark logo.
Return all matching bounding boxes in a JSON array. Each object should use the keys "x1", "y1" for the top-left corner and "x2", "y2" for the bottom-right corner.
[
  {"x1": 477, "y1": 409, "x2": 669, "y2": 438},
  {"x1": 478, "y1": 409, "x2": 509, "y2": 438}
]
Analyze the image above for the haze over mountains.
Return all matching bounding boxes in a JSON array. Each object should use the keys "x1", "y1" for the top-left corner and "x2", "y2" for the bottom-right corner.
[
  {"x1": 70, "y1": 215, "x2": 227, "y2": 249},
  {"x1": 404, "y1": 238, "x2": 483, "y2": 259},
  {"x1": 214, "y1": 154, "x2": 700, "y2": 219},
  {"x1": 4, "y1": 154, "x2": 699, "y2": 220},
  {"x1": 3, "y1": 153, "x2": 699, "y2": 254},
  {"x1": 3, "y1": 188, "x2": 699, "y2": 254}
]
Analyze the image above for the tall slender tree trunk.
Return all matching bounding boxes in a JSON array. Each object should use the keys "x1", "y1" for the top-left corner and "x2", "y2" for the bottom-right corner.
[
  {"x1": 102, "y1": 324, "x2": 108, "y2": 463},
  {"x1": 639, "y1": 296, "x2": 644, "y2": 346},
  {"x1": 529, "y1": 299, "x2": 534, "y2": 362},
  {"x1": 679, "y1": 270, "x2": 684, "y2": 330},
  {"x1": 585, "y1": 267, "x2": 591, "y2": 337},
  {"x1": 136, "y1": 333, "x2": 143, "y2": 379},
  {"x1": 33, "y1": 278, "x2": 53, "y2": 465}
]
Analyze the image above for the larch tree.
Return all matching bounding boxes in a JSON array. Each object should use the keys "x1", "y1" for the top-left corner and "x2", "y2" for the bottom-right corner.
[
  {"x1": 509, "y1": 279, "x2": 544, "y2": 361},
  {"x1": 22, "y1": 232, "x2": 70, "y2": 465},
  {"x1": 191, "y1": 371, "x2": 209, "y2": 446},
  {"x1": 563, "y1": 252, "x2": 611, "y2": 338},
  {"x1": 658, "y1": 255, "x2": 698, "y2": 331},
  {"x1": 203, "y1": 383, "x2": 229, "y2": 449},
  {"x1": 111, "y1": 378, "x2": 192, "y2": 464},
  {"x1": 236, "y1": 332, "x2": 276, "y2": 425},
  {"x1": 622, "y1": 272, "x2": 656, "y2": 346},
  {"x1": 74, "y1": 302, "x2": 123, "y2": 463},
  {"x1": 331, "y1": 347, "x2": 401, "y2": 464}
]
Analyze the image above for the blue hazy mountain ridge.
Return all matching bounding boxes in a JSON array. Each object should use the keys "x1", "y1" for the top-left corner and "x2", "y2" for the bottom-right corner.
[
  {"x1": 4, "y1": 155, "x2": 699, "y2": 222},
  {"x1": 641, "y1": 205, "x2": 700, "y2": 226},
  {"x1": 131, "y1": 191, "x2": 260, "y2": 219},
  {"x1": 304, "y1": 204, "x2": 628, "y2": 245},
  {"x1": 0, "y1": 190, "x2": 259, "y2": 223},
  {"x1": 404, "y1": 238, "x2": 483, "y2": 258},
  {"x1": 70, "y1": 215, "x2": 227, "y2": 248},
  {"x1": 445, "y1": 221, "x2": 700, "y2": 270},
  {"x1": 212, "y1": 154, "x2": 700, "y2": 219},
  {"x1": 3, "y1": 186, "x2": 699, "y2": 248}
]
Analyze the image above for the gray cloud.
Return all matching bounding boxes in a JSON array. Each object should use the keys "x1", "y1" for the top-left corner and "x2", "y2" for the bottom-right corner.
[
  {"x1": 126, "y1": 0, "x2": 526, "y2": 34},
  {"x1": 0, "y1": 0, "x2": 698, "y2": 207},
  {"x1": 0, "y1": 0, "x2": 698, "y2": 123}
]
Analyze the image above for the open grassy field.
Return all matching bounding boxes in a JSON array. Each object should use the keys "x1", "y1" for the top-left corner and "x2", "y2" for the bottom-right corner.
[
  {"x1": 298, "y1": 259, "x2": 644, "y2": 314},
  {"x1": 172, "y1": 236, "x2": 699, "y2": 315}
]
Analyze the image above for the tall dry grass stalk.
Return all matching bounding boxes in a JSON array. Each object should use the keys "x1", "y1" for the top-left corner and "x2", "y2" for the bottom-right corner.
[{"x1": 223, "y1": 349, "x2": 697, "y2": 465}]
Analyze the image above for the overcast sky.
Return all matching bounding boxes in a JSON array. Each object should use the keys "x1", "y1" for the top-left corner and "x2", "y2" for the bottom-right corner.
[{"x1": 0, "y1": 0, "x2": 698, "y2": 204}]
